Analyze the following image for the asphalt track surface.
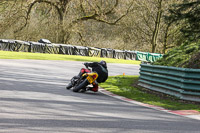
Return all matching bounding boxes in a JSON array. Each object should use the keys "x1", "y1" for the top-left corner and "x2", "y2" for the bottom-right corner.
[{"x1": 0, "y1": 59, "x2": 200, "y2": 133}]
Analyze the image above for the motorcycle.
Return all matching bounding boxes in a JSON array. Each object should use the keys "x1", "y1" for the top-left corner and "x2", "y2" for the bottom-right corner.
[{"x1": 66, "y1": 64, "x2": 99, "y2": 92}]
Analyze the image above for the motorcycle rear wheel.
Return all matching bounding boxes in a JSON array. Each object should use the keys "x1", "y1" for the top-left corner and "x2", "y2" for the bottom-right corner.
[{"x1": 73, "y1": 79, "x2": 89, "y2": 92}]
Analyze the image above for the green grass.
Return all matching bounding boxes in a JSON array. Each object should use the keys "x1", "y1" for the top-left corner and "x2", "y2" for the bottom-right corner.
[
  {"x1": 0, "y1": 51, "x2": 141, "y2": 64},
  {"x1": 100, "y1": 75, "x2": 200, "y2": 112}
]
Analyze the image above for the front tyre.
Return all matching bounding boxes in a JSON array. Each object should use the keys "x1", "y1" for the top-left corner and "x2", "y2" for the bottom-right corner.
[
  {"x1": 72, "y1": 79, "x2": 89, "y2": 92},
  {"x1": 66, "y1": 83, "x2": 73, "y2": 90}
]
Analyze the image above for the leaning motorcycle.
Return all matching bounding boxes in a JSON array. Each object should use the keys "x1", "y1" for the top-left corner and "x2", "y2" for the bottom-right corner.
[{"x1": 66, "y1": 64, "x2": 98, "y2": 92}]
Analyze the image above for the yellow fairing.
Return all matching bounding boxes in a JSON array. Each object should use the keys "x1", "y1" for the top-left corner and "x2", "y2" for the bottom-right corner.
[{"x1": 83, "y1": 73, "x2": 98, "y2": 84}]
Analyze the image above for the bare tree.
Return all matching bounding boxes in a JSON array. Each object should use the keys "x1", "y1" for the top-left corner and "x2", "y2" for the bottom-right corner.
[
  {"x1": 0, "y1": 0, "x2": 180, "y2": 53},
  {"x1": 0, "y1": 0, "x2": 27, "y2": 39},
  {"x1": 151, "y1": 0, "x2": 162, "y2": 53},
  {"x1": 2, "y1": 0, "x2": 131, "y2": 45},
  {"x1": 117, "y1": 0, "x2": 180, "y2": 53}
]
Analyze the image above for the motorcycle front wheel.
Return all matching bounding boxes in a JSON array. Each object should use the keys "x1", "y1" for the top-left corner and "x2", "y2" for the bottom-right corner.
[
  {"x1": 72, "y1": 79, "x2": 89, "y2": 92},
  {"x1": 66, "y1": 83, "x2": 73, "y2": 89}
]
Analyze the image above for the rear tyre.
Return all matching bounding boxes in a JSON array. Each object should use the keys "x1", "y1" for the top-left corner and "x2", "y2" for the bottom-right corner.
[{"x1": 73, "y1": 79, "x2": 89, "y2": 92}]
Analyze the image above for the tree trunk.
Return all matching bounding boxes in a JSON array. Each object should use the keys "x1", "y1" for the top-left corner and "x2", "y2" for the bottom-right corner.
[
  {"x1": 163, "y1": 22, "x2": 171, "y2": 54},
  {"x1": 151, "y1": 0, "x2": 162, "y2": 53},
  {"x1": 58, "y1": 19, "x2": 65, "y2": 43}
]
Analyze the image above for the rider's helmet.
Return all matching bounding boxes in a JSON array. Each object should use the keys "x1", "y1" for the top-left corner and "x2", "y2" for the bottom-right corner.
[{"x1": 99, "y1": 60, "x2": 107, "y2": 68}]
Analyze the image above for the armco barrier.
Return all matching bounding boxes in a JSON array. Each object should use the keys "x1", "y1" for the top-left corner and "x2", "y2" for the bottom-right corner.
[
  {"x1": 114, "y1": 49, "x2": 125, "y2": 59},
  {"x1": 101, "y1": 48, "x2": 115, "y2": 58},
  {"x1": 138, "y1": 64, "x2": 200, "y2": 102},
  {"x1": 0, "y1": 39, "x2": 163, "y2": 62},
  {"x1": 73, "y1": 46, "x2": 89, "y2": 56},
  {"x1": 15, "y1": 40, "x2": 31, "y2": 52},
  {"x1": 88, "y1": 47, "x2": 101, "y2": 57},
  {"x1": 29, "y1": 41, "x2": 45, "y2": 53},
  {"x1": 136, "y1": 51, "x2": 148, "y2": 61},
  {"x1": 125, "y1": 51, "x2": 137, "y2": 60},
  {"x1": 59, "y1": 44, "x2": 74, "y2": 55},
  {"x1": 136, "y1": 51, "x2": 163, "y2": 62},
  {"x1": 0, "y1": 39, "x2": 16, "y2": 51}
]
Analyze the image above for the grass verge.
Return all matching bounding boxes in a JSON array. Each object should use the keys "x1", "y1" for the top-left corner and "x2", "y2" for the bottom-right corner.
[
  {"x1": 0, "y1": 51, "x2": 141, "y2": 65},
  {"x1": 100, "y1": 75, "x2": 200, "y2": 112}
]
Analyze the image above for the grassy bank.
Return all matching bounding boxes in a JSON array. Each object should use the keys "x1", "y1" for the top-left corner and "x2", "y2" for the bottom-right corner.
[
  {"x1": 100, "y1": 75, "x2": 200, "y2": 112},
  {"x1": 0, "y1": 51, "x2": 141, "y2": 64},
  {"x1": 153, "y1": 41, "x2": 200, "y2": 69}
]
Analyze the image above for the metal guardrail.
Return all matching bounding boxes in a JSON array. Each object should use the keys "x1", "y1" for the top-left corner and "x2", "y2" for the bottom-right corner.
[
  {"x1": 138, "y1": 64, "x2": 200, "y2": 102},
  {"x1": 0, "y1": 39, "x2": 163, "y2": 62},
  {"x1": 136, "y1": 51, "x2": 163, "y2": 62}
]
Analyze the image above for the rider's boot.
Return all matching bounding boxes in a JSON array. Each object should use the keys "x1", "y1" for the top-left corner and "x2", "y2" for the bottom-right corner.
[
  {"x1": 87, "y1": 84, "x2": 98, "y2": 92},
  {"x1": 91, "y1": 84, "x2": 98, "y2": 92}
]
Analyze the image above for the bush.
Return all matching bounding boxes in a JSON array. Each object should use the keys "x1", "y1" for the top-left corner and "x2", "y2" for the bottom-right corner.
[{"x1": 153, "y1": 41, "x2": 200, "y2": 69}]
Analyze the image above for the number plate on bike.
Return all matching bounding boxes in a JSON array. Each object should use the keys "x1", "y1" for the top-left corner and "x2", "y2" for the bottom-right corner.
[{"x1": 87, "y1": 76, "x2": 94, "y2": 83}]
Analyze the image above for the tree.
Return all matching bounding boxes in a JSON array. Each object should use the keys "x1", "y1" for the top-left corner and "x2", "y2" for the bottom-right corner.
[
  {"x1": 13, "y1": 0, "x2": 132, "y2": 44},
  {"x1": 151, "y1": 0, "x2": 162, "y2": 53},
  {"x1": 0, "y1": 0, "x2": 182, "y2": 53},
  {"x1": 71, "y1": 0, "x2": 134, "y2": 49},
  {"x1": 0, "y1": 0, "x2": 27, "y2": 39},
  {"x1": 121, "y1": 0, "x2": 181, "y2": 53},
  {"x1": 19, "y1": 0, "x2": 71, "y2": 43},
  {"x1": 117, "y1": 0, "x2": 165, "y2": 53},
  {"x1": 167, "y1": 0, "x2": 200, "y2": 42}
]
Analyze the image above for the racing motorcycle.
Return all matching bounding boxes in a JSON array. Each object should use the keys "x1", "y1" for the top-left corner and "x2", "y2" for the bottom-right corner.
[{"x1": 66, "y1": 64, "x2": 98, "y2": 92}]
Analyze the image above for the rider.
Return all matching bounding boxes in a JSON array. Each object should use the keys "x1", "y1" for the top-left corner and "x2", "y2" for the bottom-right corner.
[{"x1": 72, "y1": 60, "x2": 108, "y2": 92}]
